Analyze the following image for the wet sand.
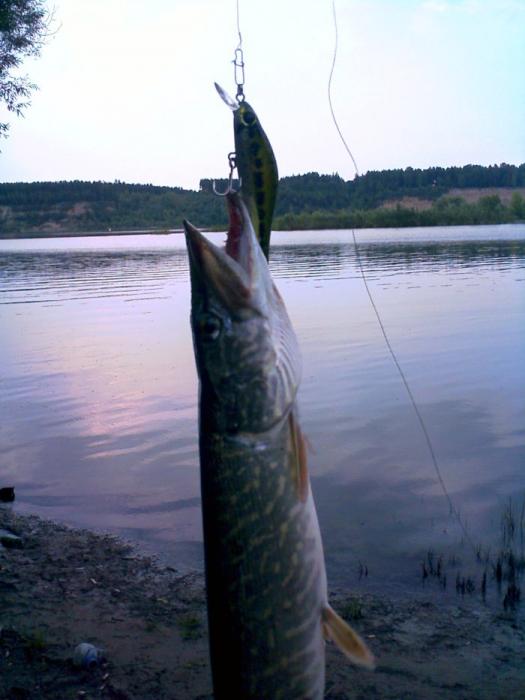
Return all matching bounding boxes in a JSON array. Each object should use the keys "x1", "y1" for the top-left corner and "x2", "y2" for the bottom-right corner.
[{"x1": 1, "y1": 507, "x2": 524, "y2": 699}]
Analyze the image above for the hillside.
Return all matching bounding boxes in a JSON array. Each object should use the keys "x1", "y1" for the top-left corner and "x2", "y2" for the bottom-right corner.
[{"x1": 1, "y1": 163, "x2": 524, "y2": 237}]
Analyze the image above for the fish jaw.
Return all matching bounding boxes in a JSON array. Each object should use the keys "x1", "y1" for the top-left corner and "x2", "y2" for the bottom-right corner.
[
  {"x1": 184, "y1": 193, "x2": 274, "y2": 318},
  {"x1": 183, "y1": 217, "x2": 252, "y2": 318}
]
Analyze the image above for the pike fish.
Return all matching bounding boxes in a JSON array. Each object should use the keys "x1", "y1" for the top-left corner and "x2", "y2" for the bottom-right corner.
[
  {"x1": 215, "y1": 82, "x2": 278, "y2": 261},
  {"x1": 184, "y1": 193, "x2": 374, "y2": 699}
]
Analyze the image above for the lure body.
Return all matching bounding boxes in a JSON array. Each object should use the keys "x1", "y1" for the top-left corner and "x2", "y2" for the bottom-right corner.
[
  {"x1": 215, "y1": 83, "x2": 278, "y2": 260},
  {"x1": 233, "y1": 100, "x2": 278, "y2": 260}
]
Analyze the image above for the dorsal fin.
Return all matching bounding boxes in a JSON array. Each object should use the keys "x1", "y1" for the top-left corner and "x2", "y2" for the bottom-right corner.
[
  {"x1": 322, "y1": 605, "x2": 376, "y2": 670},
  {"x1": 288, "y1": 410, "x2": 309, "y2": 502}
]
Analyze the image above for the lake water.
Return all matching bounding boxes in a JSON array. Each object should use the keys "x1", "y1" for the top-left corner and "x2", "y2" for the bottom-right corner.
[{"x1": 1, "y1": 224, "x2": 524, "y2": 605}]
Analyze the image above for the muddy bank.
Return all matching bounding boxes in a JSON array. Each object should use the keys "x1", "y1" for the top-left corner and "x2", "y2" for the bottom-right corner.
[{"x1": 1, "y1": 508, "x2": 524, "y2": 699}]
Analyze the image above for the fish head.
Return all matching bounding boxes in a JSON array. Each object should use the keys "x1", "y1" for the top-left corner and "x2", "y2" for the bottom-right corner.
[{"x1": 184, "y1": 194, "x2": 300, "y2": 434}]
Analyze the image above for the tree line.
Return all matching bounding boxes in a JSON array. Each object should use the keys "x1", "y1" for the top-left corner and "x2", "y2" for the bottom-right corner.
[
  {"x1": 1, "y1": 163, "x2": 524, "y2": 235},
  {"x1": 274, "y1": 193, "x2": 525, "y2": 230},
  {"x1": 204, "y1": 163, "x2": 525, "y2": 213}
]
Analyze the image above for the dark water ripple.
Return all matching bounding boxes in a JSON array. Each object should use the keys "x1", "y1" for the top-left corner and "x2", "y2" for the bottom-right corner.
[{"x1": 2, "y1": 228, "x2": 525, "y2": 304}]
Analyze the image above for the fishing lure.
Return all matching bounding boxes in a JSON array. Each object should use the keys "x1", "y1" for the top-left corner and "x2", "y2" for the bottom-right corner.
[{"x1": 215, "y1": 82, "x2": 278, "y2": 261}]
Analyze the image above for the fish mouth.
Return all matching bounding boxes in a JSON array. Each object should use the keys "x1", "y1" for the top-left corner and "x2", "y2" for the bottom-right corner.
[{"x1": 183, "y1": 193, "x2": 264, "y2": 314}]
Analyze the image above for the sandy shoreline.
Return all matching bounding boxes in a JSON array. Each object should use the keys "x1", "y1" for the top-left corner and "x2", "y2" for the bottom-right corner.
[{"x1": 1, "y1": 507, "x2": 524, "y2": 699}]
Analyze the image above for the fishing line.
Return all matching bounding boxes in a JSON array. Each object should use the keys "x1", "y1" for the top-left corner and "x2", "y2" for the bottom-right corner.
[
  {"x1": 233, "y1": 0, "x2": 245, "y2": 100},
  {"x1": 214, "y1": 0, "x2": 245, "y2": 192},
  {"x1": 327, "y1": 0, "x2": 359, "y2": 177},
  {"x1": 235, "y1": 0, "x2": 242, "y2": 50},
  {"x1": 328, "y1": 0, "x2": 477, "y2": 554}
]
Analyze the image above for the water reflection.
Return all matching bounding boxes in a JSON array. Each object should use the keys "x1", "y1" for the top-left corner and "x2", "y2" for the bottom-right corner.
[{"x1": 0, "y1": 225, "x2": 524, "y2": 604}]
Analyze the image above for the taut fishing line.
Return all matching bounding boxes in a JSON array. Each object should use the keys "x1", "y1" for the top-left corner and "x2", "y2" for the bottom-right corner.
[
  {"x1": 235, "y1": 0, "x2": 242, "y2": 49},
  {"x1": 233, "y1": 0, "x2": 245, "y2": 101},
  {"x1": 328, "y1": 0, "x2": 477, "y2": 553}
]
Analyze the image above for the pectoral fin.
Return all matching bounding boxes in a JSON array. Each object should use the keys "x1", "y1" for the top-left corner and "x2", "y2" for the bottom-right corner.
[
  {"x1": 288, "y1": 410, "x2": 309, "y2": 502},
  {"x1": 322, "y1": 605, "x2": 376, "y2": 670}
]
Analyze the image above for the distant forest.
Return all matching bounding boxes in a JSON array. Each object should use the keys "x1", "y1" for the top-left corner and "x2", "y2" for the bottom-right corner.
[{"x1": 1, "y1": 163, "x2": 524, "y2": 236}]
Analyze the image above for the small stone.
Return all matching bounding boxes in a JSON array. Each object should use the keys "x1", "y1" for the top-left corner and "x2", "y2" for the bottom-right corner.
[
  {"x1": 0, "y1": 529, "x2": 23, "y2": 549},
  {"x1": 0, "y1": 487, "x2": 15, "y2": 503}
]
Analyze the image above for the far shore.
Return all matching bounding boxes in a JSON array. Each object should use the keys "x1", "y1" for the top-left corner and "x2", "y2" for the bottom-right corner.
[
  {"x1": 1, "y1": 220, "x2": 525, "y2": 242},
  {"x1": 0, "y1": 228, "x2": 187, "y2": 240},
  {"x1": 1, "y1": 506, "x2": 524, "y2": 699}
]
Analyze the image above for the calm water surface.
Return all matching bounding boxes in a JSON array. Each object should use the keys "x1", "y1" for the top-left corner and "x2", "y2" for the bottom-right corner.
[{"x1": 1, "y1": 224, "x2": 524, "y2": 604}]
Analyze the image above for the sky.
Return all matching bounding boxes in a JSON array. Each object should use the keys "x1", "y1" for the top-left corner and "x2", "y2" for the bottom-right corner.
[{"x1": 0, "y1": 0, "x2": 524, "y2": 190}]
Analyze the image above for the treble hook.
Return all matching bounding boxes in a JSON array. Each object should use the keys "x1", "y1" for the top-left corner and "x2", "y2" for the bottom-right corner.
[{"x1": 213, "y1": 152, "x2": 242, "y2": 196}]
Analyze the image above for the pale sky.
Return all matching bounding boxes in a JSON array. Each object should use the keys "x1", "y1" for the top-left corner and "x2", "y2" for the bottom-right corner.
[{"x1": 0, "y1": 0, "x2": 524, "y2": 190}]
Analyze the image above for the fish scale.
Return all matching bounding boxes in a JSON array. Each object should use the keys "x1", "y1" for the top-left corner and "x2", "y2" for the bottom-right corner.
[{"x1": 201, "y1": 429, "x2": 327, "y2": 698}]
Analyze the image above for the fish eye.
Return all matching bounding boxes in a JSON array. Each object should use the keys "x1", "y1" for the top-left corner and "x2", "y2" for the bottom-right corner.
[
  {"x1": 240, "y1": 109, "x2": 256, "y2": 126},
  {"x1": 199, "y1": 314, "x2": 222, "y2": 341}
]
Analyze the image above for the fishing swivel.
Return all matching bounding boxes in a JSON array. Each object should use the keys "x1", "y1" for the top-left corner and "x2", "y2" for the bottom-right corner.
[
  {"x1": 234, "y1": 47, "x2": 245, "y2": 102},
  {"x1": 213, "y1": 151, "x2": 241, "y2": 196}
]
